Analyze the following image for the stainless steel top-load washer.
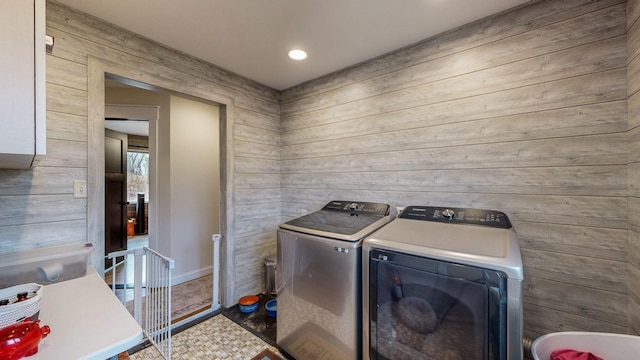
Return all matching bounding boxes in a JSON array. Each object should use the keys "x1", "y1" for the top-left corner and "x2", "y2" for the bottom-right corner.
[
  {"x1": 277, "y1": 200, "x2": 396, "y2": 360},
  {"x1": 363, "y1": 206, "x2": 524, "y2": 360}
]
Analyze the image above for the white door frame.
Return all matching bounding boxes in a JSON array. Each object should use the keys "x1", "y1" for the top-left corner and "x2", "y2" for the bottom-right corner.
[{"x1": 87, "y1": 56, "x2": 236, "y2": 307}]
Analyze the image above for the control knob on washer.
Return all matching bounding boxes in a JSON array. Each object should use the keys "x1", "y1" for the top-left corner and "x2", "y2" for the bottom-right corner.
[
  {"x1": 442, "y1": 209, "x2": 455, "y2": 220},
  {"x1": 348, "y1": 203, "x2": 359, "y2": 211}
]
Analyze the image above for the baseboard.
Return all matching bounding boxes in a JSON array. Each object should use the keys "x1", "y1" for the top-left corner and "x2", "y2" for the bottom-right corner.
[
  {"x1": 172, "y1": 265, "x2": 213, "y2": 285},
  {"x1": 171, "y1": 307, "x2": 220, "y2": 331}
]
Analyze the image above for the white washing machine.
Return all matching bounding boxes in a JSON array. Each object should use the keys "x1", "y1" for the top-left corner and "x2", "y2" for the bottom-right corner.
[
  {"x1": 277, "y1": 200, "x2": 396, "y2": 360},
  {"x1": 363, "y1": 206, "x2": 524, "y2": 360}
]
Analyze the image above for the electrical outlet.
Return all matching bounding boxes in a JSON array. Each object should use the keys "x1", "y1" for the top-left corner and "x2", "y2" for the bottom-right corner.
[
  {"x1": 73, "y1": 180, "x2": 87, "y2": 198},
  {"x1": 301, "y1": 209, "x2": 307, "y2": 216}
]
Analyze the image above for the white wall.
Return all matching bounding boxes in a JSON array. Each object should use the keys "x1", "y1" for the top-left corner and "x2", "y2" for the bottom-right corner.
[{"x1": 169, "y1": 95, "x2": 220, "y2": 283}]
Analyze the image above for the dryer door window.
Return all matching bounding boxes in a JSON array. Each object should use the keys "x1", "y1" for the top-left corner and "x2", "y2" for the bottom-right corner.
[{"x1": 369, "y1": 249, "x2": 506, "y2": 360}]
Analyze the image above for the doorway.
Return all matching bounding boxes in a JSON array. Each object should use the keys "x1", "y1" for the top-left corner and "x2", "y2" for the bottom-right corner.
[
  {"x1": 104, "y1": 128, "x2": 128, "y2": 268},
  {"x1": 104, "y1": 79, "x2": 221, "y2": 323},
  {"x1": 104, "y1": 92, "x2": 159, "y2": 255},
  {"x1": 87, "y1": 56, "x2": 236, "y2": 319},
  {"x1": 103, "y1": 101, "x2": 154, "y2": 280}
]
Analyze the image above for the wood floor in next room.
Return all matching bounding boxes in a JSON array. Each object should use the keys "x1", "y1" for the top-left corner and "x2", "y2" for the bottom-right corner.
[{"x1": 105, "y1": 235, "x2": 215, "y2": 323}]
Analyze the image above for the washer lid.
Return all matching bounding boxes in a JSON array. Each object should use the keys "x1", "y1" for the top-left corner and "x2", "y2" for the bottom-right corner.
[
  {"x1": 280, "y1": 200, "x2": 395, "y2": 241},
  {"x1": 365, "y1": 206, "x2": 523, "y2": 279}
]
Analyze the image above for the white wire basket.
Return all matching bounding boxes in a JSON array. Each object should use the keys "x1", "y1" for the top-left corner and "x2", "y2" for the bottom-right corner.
[{"x1": 0, "y1": 283, "x2": 43, "y2": 328}]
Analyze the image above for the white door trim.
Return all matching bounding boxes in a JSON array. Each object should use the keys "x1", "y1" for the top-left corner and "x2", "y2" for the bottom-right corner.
[{"x1": 87, "y1": 56, "x2": 236, "y2": 307}]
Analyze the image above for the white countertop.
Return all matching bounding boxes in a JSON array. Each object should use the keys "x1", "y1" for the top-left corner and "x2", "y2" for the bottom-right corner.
[{"x1": 30, "y1": 268, "x2": 143, "y2": 359}]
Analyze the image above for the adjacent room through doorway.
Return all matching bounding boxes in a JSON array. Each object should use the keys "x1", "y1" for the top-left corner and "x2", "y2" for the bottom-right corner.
[{"x1": 103, "y1": 78, "x2": 222, "y2": 325}]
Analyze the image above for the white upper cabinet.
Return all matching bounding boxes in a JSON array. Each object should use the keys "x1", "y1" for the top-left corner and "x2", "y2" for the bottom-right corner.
[{"x1": 0, "y1": 0, "x2": 46, "y2": 169}]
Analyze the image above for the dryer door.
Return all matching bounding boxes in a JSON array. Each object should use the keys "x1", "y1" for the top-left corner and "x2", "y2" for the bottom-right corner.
[{"x1": 368, "y1": 249, "x2": 507, "y2": 360}]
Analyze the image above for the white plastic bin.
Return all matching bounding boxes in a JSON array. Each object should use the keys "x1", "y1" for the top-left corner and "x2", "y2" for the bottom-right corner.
[
  {"x1": 531, "y1": 332, "x2": 640, "y2": 360},
  {"x1": 0, "y1": 243, "x2": 94, "y2": 288}
]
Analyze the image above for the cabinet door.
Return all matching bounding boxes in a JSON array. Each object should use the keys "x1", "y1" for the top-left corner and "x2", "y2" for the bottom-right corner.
[{"x1": 0, "y1": 0, "x2": 45, "y2": 168}]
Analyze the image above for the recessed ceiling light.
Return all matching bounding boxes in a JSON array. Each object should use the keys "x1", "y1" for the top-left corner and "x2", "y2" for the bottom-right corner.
[{"x1": 288, "y1": 49, "x2": 307, "y2": 61}]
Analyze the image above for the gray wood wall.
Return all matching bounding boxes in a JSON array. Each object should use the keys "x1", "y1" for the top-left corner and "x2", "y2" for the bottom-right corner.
[
  {"x1": 281, "y1": 0, "x2": 629, "y2": 339},
  {"x1": 1, "y1": 0, "x2": 639, "y2": 340},
  {"x1": 628, "y1": 0, "x2": 640, "y2": 336},
  {"x1": 0, "y1": 0, "x2": 281, "y2": 302}
]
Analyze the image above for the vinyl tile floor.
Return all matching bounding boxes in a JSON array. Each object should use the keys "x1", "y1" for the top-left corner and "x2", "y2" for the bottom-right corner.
[{"x1": 129, "y1": 314, "x2": 284, "y2": 360}]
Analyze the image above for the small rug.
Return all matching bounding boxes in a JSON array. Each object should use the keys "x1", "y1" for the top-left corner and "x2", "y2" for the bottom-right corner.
[
  {"x1": 250, "y1": 348, "x2": 283, "y2": 360},
  {"x1": 169, "y1": 274, "x2": 213, "y2": 321},
  {"x1": 124, "y1": 274, "x2": 213, "y2": 325}
]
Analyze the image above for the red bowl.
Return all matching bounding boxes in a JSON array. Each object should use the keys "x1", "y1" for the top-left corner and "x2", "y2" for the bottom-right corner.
[
  {"x1": 239, "y1": 295, "x2": 259, "y2": 313},
  {"x1": 239, "y1": 295, "x2": 259, "y2": 306}
]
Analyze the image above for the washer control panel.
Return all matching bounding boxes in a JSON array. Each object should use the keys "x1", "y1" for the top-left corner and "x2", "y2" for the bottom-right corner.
[
  {"x1": 322, "y1": 200, "x2": 391, "y2": 215},
  {"x1": 399, "y1": 205, "x2": 512, "y2": 228}
]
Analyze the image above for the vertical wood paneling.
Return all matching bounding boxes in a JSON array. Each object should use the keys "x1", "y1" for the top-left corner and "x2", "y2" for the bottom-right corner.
[{"x1": 282, "y1": 0, "x2": 628, "y2": 338}]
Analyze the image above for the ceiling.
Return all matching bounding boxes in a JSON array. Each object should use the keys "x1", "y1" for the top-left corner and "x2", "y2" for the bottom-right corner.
[
  {"x1": 56, "y1": 0, "x2": 529, "y2": 90},
  {"x1": 105, "y1": 119, "x2": 148, "y2": 136}
]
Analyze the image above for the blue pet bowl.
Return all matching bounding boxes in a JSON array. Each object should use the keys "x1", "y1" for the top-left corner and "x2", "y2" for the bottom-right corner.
[
  {"x1": 239, "y1": 302, "x2": 258, "y2": 313},
  {"x1": 265, "y1": 299, "x2": 277, "y2": 317}
]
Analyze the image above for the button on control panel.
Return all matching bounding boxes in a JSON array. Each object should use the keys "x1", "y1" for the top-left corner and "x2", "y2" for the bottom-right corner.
[{"x1": 441, "y1": 209, "x2": 455, "y2": 220}]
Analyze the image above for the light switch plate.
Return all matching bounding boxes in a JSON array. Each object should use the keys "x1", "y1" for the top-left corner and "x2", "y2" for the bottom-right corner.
[{"x1": 73, "y1": 179, "x2": 87, "y2": 198}]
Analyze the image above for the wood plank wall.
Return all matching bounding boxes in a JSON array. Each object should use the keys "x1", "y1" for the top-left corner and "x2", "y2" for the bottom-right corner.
[
  {"x1": 0, "y1": 0, "x2": 281, "y2": 301},
  {"x1": 281, "y1": 0, "x2": 629, "y2": 339},
  {"x1": 1, "y1": 0, "x2": 637, "y2": 335},
  {"x1": 627, "y1": 0, "x2": 640, "y2": 335}
]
